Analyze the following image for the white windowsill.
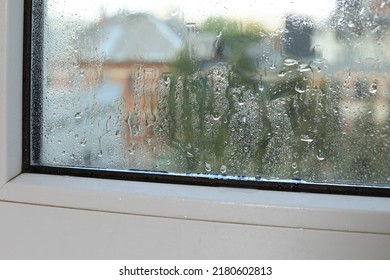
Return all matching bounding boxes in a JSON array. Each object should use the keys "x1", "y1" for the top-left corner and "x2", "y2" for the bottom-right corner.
[
  {"x1": 1, "y1": 0, "x2": 390, "y2": 239},
  {"x1": 1, "y1": 173, "x2": 390, "y2": 235}
]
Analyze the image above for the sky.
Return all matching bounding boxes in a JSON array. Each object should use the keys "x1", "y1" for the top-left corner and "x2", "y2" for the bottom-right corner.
[{"x1": 48, "y1": 0, "x2": 336, "y2": 30}]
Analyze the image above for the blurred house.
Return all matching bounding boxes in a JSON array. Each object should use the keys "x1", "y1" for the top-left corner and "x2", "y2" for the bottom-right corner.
[
  {"x1": 311, "y1": 0, "x2": 390, "y2": 127},
  {"x1": 284, "y1": 14, "x2": 314, "y2": 58},
  {"x1": 78, "y1": 13, "x2": 185, "y2": 143}
]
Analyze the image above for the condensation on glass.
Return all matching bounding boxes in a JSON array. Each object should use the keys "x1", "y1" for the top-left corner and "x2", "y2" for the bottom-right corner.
[{"x1": 31, "y1": 0, "x2": 390, "y2": 186}]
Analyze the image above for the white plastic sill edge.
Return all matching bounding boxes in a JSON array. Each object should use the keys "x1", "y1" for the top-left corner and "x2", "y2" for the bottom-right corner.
[
  {"x1": 1, "y1": 173, "x2": 390, "y2": 235},
  {"x1": 1, "y1": 0, "x2": 390, "y2": 237}
]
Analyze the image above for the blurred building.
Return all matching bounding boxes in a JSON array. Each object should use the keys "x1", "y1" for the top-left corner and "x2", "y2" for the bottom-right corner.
[
  {"x1": 78, "y1": 13, "x2": 185, "y2": 143},
  {"x1": 319, "y1": 0, "x2": 390, "y2": 127},
  {"x1": 284, "y1": 14, "x2": 314, "y2": 58}
]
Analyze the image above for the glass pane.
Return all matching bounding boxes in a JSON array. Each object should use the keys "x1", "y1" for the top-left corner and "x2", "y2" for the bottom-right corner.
[{"x1": 31, "y1": 0, "x2": 390, "y2": 186}]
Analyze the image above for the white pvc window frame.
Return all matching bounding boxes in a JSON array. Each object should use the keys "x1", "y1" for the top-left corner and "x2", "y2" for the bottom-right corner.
[{"x1": 1, "y1": 0, "x2": 390, "y2": 238}]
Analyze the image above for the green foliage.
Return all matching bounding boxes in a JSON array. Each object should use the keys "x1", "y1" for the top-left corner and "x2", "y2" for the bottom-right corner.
[
  {"x1": 156, "y1": 16, "x2": 390, "y2": 185},
  {"x1": 200, "y1": 16, "x2": 266, "y2": 40},
  {"x1": 172, "y1": 49, "x2": 196, "y2": 75},
  {"x1": 200, "y1": 16, "x2": 268, "y2": 81}
]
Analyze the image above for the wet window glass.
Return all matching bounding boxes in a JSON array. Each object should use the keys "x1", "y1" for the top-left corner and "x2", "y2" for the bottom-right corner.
[{"x1": 30, "y1": 0, "x2": 390, "y2": 188}]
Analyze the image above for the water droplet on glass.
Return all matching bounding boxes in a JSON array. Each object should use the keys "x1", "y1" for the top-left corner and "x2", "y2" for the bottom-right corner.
[
  {"x1": 299, "y1": 63, "x2": 311, "y2": 72},
  {"x1": 164, "y1": 76, "x2": 171, "y2": 86},
  {"x1": 300, "y1": 135, "x2": 313, "y2": 143},
  {"x1": 258, "y1": 80, "x2": 264, "y2": 92},
  {"x1": 128, "y1": 147, "x2": 135, "y2": 155},
  {"x1": 74, "y1": 112, "x2": 83, "y2": 119},
  {"x1": 259, "y1": 31, "x2": 267, "y2": 39},
  {"x1": 317, "y1": 155, "x2": 325, "y2": 161},
  {"x1": 80, "y1": 138, "x2": 87, "y2": 146},
  {"x1": 369, "y1": 82, "x2": 377, "y2": 94},
  {"x1": 294, "y1": 84, "x2": 305, "y2": 93},
  {"x1": 283, "y1": 58, "x2": 298, "y2": 66},
  {"x1": 186, "y1": 151, "x2": 194, "y2": 158},
  {"x1": 292, "y1": 162, "x2": 297, "y2": 169},
  {"x1": 205, "y1": 163, "x2": 212, "y2": 172},
  {"x1": 98, "y1": 150, "x2": 103, "y2": 157},
  {"x1": 212, "y1": 112, "x2": 221, "y2": 121},
  {"x1": 238, "y1": 97, "x2": 245, "y2": 105},
  {"x1": 220, "y1": 165, "x2": 227, "y2": 174}
]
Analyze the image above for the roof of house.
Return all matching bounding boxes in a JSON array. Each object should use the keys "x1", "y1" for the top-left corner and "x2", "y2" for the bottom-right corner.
[{"x1": 80, "y1": 13, "x2": 184, "y2": 63}]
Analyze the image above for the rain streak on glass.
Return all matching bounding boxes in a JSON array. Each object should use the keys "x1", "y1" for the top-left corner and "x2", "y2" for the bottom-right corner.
[{"x1": 32, "y1": 0, "x2": 390, "y2": 186}]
